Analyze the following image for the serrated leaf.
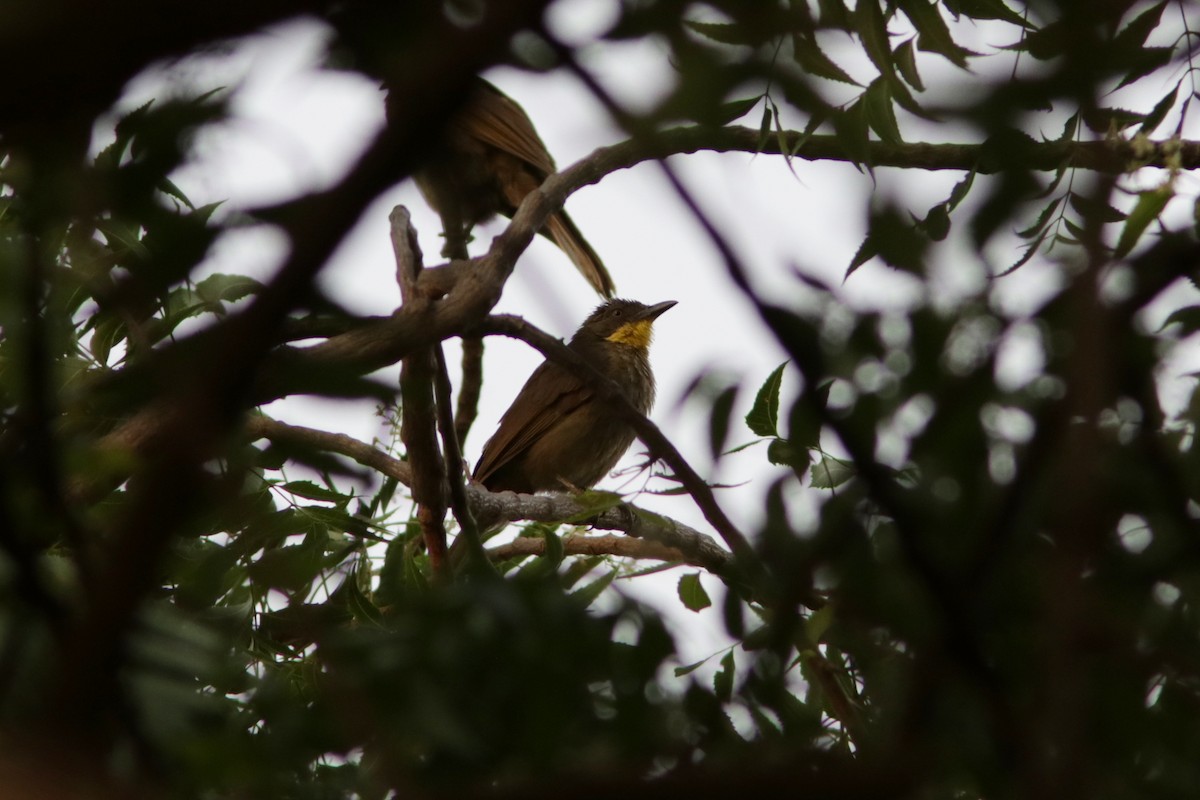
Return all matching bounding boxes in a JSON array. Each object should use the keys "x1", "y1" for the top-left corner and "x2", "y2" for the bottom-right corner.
[
  {"x1": 793, "y1": 34, "x2": 860, "y2": 85},
  {"x1": 745, "y1": 362, "x2": 788, "y2": 437},
  {"x1": 713, "y1": 650, "x2": 736, "y2": 702},
  {"x1": 1015, "y1": 195, "x2": 1063, "y2": 239},
  {"x1": 1160, "y1": 307, "x2": 1200, "y2": 335},
  {"x1": 810, "y1": 456, "x2": 856, "y2": 489},
  {"x1": 900, "y1": 0, "x2": 975, "y2": 68},
  {"x1": 756, "y1": 103, "x2": 773, "y2": 152},
  {"x1": 1114, "y1": 1, "x2": 1167, "y2": 50},
  {"x1": 856, "y1": 0, "x2": 896, "y2": 79},
  {"x1": 832, "y1": 97, "x2": 871, "y2": 168},
  {"x1": 864, "y1": 78, "x2": 903, "y2": 144},
  {"x1": 711, "y1": 96, "x2": 760, "y2": 125},
  {"x1": 995, "y1": 227, "x2": 1049, "y2": 277},
  {"x1": 282, "y1": 480, "x2": 350, "y2": 505},
  {"x1": 947, "y1": 169, "x2": 977, "y2": 210},
  {"x1": 1068, "y1": 192, "x2": 1126, "y2": 224},
  {"x1": 1114, "y1": 47, "x2": 1174, "y2": 91},
  {"x1": 894, "y1": 39, "x2": 925, "y2": 92},
  {"x1": 767, "y1": 439, "x2": 812, "y2": 480},
  {"x1": 944, "y1": 0, "x2": 1031, "y2": 27},
  {"x1": 678, "y1": 572, "x2": 712, "y2": 612},
  {"x1": 685, "y1": 20, "x2": 757, "y2": 45},
  {"x1": 1115, "y1": 187, "x2": 1172, "y2": 258},
  {"x1": 1140, "y1": 82, "x2": 1180, "y2": 135},
  {"x1": 846, "y1": 232, "x2": 878, "y2": 279},
  {"x1": 570, "y1": 569, "x2": 617, "y2": 609}
]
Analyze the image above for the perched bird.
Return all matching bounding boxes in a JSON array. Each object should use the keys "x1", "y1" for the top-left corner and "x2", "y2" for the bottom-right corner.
[
  {"x1": 405, "y1": 77, "x2": 616, "y2": 297},
  {"x1": 474, "y1": 299, "x2": 676, "y2": 494}
]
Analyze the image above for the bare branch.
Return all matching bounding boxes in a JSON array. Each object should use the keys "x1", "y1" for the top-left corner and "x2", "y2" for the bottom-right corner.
[
  {"x1": 392, "y1": 207, "x2": 448, "y2": 574},
  {"x1": 243, "y1": 415, "x2": 735, "y2": 576},
  {"x1": 488, "y1": 534, "x2": 684, "y2": 564}
]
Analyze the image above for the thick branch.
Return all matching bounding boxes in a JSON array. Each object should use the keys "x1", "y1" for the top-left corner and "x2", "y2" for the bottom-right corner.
[
  {"x1": 242, "y1": 416, "x2": 734, "y2": 576},
  {"x1": 488, "y1": 534, "x2": 683, "y2": 564}
]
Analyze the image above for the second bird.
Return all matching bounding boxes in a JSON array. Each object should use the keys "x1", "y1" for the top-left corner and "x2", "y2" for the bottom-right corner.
[
  {"x1": 406, "y1": 78, "x2": 616, "y2": 297},
  {"x1": 474, "y1": 299, "x2": 675, "y2": 494}
]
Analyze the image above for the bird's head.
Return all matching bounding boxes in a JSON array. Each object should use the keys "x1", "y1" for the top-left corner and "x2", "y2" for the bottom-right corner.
[{"x1": 576, "y1": 299, "x2": 677, "y2": 350}]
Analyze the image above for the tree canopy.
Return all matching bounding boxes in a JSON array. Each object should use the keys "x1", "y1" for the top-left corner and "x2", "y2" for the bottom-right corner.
[{"x1": 3, "y1": 0, "x2": 1200, "y2": 797}]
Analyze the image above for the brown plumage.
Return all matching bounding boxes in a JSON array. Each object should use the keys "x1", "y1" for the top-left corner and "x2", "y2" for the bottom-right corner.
[
  {"x1": 474, "y1": 299, "x2": 675, "y2": 494},
  {"x1": 406, "y1": 78, "x2": 616, "y2": 297}
]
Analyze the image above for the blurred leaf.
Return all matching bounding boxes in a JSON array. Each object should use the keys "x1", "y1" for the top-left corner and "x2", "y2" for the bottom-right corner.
[
  {"x1": 709, "y1": 384, "x2": 739, "y2": 459},
  {"x1": 810, "y1": 456, "x2": 855, "y2": 489},
  {"x1": 678, "y1": 572, "x2": 712, "y2": 612},
  {"x1": 570, "y1": 569, "x2": 617, "y2": 608},
  {"x1": 713, "y1": 650, "x2": 736, "y2": 702},
  {"x1": 1115, "y1": 187, "x2": 1172, "y2": 257}
]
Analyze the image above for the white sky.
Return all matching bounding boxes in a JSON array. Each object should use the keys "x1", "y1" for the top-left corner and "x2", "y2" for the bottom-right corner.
[{"x1": 111, "y1": 2, "x2": 1200, "y2": 667}]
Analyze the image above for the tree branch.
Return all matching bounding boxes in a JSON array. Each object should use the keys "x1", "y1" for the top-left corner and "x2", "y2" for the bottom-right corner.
[
  {"x1": 393, "y1": 207, "x2": 448, "y2": 575},
  {"x1": 242, "y1": 415, "x2": 734, "y2": 576}
]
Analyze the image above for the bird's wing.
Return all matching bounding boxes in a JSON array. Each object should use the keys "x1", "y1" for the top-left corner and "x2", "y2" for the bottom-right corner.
[
  {"x1": 463, "y1": 81, "x2": 558, "y2": 176},
  {"x1": 473, "y1": 362, "x2": 592, "y2": 484}
]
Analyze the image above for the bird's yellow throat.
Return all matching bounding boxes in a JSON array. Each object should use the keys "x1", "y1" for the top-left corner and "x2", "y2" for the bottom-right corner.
[{"x1": 606, "y1": 319, "x2": 654, "y2": 349}]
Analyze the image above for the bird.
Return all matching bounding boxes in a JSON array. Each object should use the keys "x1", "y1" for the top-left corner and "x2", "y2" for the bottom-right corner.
[
  {"x1": 402, "y1": 77, "x2": 616, "y2": 297},
  {"x1": 473, "y1": 299, "x2": 676, "y2": 494}
]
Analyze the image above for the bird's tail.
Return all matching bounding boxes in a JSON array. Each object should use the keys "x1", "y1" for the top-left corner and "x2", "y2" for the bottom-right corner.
[{"x1": 544, "y1": 210, "x2": 616, "y2": 298}]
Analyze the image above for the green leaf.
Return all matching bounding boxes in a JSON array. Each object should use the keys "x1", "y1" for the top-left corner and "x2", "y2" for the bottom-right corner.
[
  {"x1": 565, "y1": 490, "x2": 624, "y2": 522},
  {"x1": 711, "y1": 96, "x2": 760, "y2": 125},
  {"x1": 793, "y1": 34, "x2": 861, "y2": 85},
  {"x1": 678, "y1": 572, "x2": 712, "y2": 612},
  {"x1": 1140, "y1": 82, "x2": 1180, "y2": 135},
  {"x1": 745, "y1": 362, "x2": 788, "y2": 437},
  {"x1": 1068, "y1": 192, "x2": 1126, "y2": 225},
  {"x1": 1113, "y1": 1, "x2": 1168, "y2": 50},
  {"x1": 806, "y1": 604, "x2": 835, "y2": 643},
  {"x1": 832, "y1": 97, "x2": 871, "y2": 168},
  {"x1": 810, "y1": 456, "x2": 856, "y2": 489},
  {"x1": 894, "y1": 38, "x2": 925, "y2": 92},
  {"x1": 684, "y1": 20, "x2": 758, "y2": 45},
  {"x1": 570, "y1": 569, "x2": 617, "y2": 609},
  {"x1": 713, "y1": 650, "x2": 736, "y2": 702},
  {"x1": 864, "y1": 78, "x2": 903, "y2": 144},
  {"x1": 768, "y1": 438, "x2": 812, "y2": 479},
  {"x1": 1115, "y1": 187, "x2": 1172, "y2": 257},
  {"x1": 1114, "y1": 47, "x2": 1175, "y2": 91},
  {"x1": 709, "y1": 384, "x2": 738, "y2": 459},
  {"x1": 856, "y1": 0, "x2": 896, "y2": 80},
  {"x1": 195, "y1": 272, "x2": 262, "y2": 305},
  {"x1": 282, "y1": 480, "x2": 351, "y2": 506},
  {"x1": 674, "y1": 657, "x2": 711, "y2": 677},
  {"x1": 900, "y1": 0, "x2": 975, "y2": 68},
  {"x1": 944, "y1": 0, "x2": 1031, "y2": 27}
]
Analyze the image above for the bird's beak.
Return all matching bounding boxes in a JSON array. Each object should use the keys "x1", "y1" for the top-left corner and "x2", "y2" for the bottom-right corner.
[{"x1": 640, "y1": 300, "x2": 677, "y2": 321}]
